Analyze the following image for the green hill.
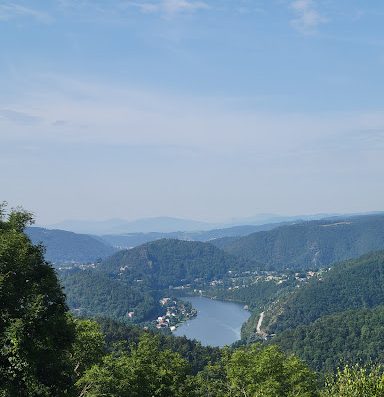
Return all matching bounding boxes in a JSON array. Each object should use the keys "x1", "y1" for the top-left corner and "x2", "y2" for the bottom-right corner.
[
  {"x1": 271, "y1": 305, "x2": 384, "y2": 372},
  {"x1": 60, "y1": 239, "x2": 253, "y2": 322},
  {"x1": 26, "y1": 227, "x2": 117, "y2": 264},
  {"x1": 213, "y1": 214, "x2": 384, "y2": 270},
  {"x1": 102, "y1": 238, "x2": 251, "y2": 289},
  {"x1": 265, "y1": 251, "x2": 384, "y2": 333},
  {"x1": 60, "y1": 270, "x2": 162, "y2": 323}
]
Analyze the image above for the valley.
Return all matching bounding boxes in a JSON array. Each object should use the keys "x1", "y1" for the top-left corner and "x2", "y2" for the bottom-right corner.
[
  {"x1": 37, "y1": 212, "x2": 384, "y2": 374},
  {"x1": 3, "y1": 206, "x2": 384, "y2": 396},
  {"x1": 3, "y1": 3, "x2": 383, "y2": 393}
]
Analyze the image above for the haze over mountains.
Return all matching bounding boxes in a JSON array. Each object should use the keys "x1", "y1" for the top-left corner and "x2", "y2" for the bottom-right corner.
[
  {"x1": 47, "y1": 217, "x2": 218, "y2": 235},
  {"x1": 28, "y1": 212, "x2": 384, "y2": 266},
  {"x1": 45, "y1": 212, "x2": 353, "y2": 235},
  {"x1": 26, "y1": 222, "x2": 293, "y2": 263}
]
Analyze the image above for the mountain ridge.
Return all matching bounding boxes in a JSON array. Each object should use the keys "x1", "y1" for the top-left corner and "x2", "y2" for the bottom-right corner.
[
  {"x1": 213, "y1": 214, "x2": 384, "y2": 270},
  {"x1": 26, "y1": 227, "x2": 117, "y2": 264}
]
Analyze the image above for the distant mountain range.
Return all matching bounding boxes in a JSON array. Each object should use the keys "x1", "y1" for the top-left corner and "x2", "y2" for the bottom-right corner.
[
  {"x1": 28, "y1": 212, "x2": 384, "y2": 266},
  {"x1": 44, "y1": 212, "x2": 368, "y2": 235},
  {"x1": 46, "y1": 217, "x2": 218, "y2": 234},
  {"x1": 26, "y1": 222, "x2": 289, "y2": 264},
  {"x1": 100, "y1": 222, "x2": 293, "y2": 249}
]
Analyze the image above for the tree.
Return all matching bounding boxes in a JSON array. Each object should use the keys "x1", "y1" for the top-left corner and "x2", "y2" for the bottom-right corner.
[
  {"x1": 190, "y1": 344, "x2": 319, "y2": 397},
  {"x1": 190, "y1": 358, "x2": 230, "y2": 397},
  {"x1": 0, "y1": 204, "x2": 75, "y2": 396},
  {"x1": 321, "y1": 364, "x2": 384, "y2": 397},
  {"x1": 77, "y1": 333, "x2": 189, "y2": 397},
  {"x1": 70, "y1": 319, "x2": 105, "y2": 379},
  {"x1": 227, "y1": 344, "x2": 319, "y2": 397}
]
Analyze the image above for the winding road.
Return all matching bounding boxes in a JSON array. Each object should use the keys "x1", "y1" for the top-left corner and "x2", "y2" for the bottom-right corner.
[{"x1": 256, "y1": 311, "x2": 267, "y2": 338}]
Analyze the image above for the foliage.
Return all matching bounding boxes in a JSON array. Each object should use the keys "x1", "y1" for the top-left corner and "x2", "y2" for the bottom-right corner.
[
  {"x1": 76, "y1": 333, "x2": 189, "y2": 397},
  {"x1": 226, "y1": 344, "x2": 318, "y2": 397},
  {"x1": 271, "y1": 305, "x2": 384, "y2": 372},
  {"x1": 190, "y1": 360, "x2": 229, "y2": 396},
  {"x1": 190, "y1": 344, "x2": 319, "y2": 397},
  {"x1": 0, "y1": 205, "x2": 75, "y2": 396},
  {"x1": 97, "y1": 317, "x2": 222, "y2": 375},
  {"x1": 321, "y1": 364, "x2": 384, "y2": 397},
  {"x1": 70, "y1": 319, "x2": 105, "y2": 378},
  {"x1": 76, "y1": 333, "x2": 319, "y2": 397},
  {"x1": 60, "y1": 269, "x2": 163, "y2": 322}
]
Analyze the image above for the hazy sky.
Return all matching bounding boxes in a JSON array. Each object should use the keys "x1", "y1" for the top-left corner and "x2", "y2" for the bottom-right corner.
[{"x1": 1, "y1": 0, "x2": 384, "y2": 224}]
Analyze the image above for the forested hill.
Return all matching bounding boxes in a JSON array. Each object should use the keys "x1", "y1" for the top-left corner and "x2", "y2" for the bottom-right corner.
[
  {"x1": 26, "y1": 227, "x2": 117, "y2": 264},
  {"x1": 61, "y1": 269, "x2": 162, "y2": 323},
  {"x1": 60, "y1": 239, "x2": 254, "y2": 322},
  {"x1": 271, "y1": 305, "x2": 384, "y2": 372},
  {"x1": 265, "y1": 251, "x2": 384, "y2": 333},
  {"x1": 212, "y1": 214, "x2": 384, "y2": 270},
  {"x1": 101, "y1": 238, "x2": 252, "y2": 288}
]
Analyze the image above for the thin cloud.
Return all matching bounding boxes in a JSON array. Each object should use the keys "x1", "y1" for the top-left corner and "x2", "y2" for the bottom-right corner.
[
  {"x1": 290, "y1": 0, "x2": 326, "y2": 34},
  {"x1": 3, "y1": 76, "x2": 384, "y2": 160},
  {"x1": 0, "y1": 2, "x2": 52, "y2": 23},
  {"x1": 130, "y1": 0, "x2": 209, "y2": 16},
  {"x1": 0, "y1": 109, "x2": 42, "y2": 124}
]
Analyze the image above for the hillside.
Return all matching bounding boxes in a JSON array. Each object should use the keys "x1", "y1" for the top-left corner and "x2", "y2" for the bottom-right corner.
[
  {"x1": 265, "y1": 251, "x2": 384, "y2": 333},
  {"x1": 59, "y1": 239, "x2": 254, "y2": 323},
  {"x1": 213, "y1": 214, "x2": 384, "y2": 270},
  {"x1": 26, "y1": 227, "x2": 117, "y2": 264},
  {"x1": 102, "y1": 239, "x2": 251, "y2": 289},
  {"x1": 60, "y1": 270, "x2": 162, "y2": 322},
  {"x1": 272, "y1": 305, "x2": 384, "y2": 372}
]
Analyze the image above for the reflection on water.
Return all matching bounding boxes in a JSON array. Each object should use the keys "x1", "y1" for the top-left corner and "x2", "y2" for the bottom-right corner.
[{"x1": 173, "y1": 296, "x2": 250, "y2": 347}]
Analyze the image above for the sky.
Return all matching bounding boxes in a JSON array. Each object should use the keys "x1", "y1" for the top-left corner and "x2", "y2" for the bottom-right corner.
[{"x1": 1, "y1": 0, "x2": 384, "y2": 224}]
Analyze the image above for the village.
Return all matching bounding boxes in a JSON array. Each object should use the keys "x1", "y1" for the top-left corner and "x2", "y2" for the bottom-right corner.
[
  {"x1": 155, "y1": 297, "x2": 197, "y2": 330},
  {"x1": 168, "y1": 268, "x2": 328, "y2": 298}
]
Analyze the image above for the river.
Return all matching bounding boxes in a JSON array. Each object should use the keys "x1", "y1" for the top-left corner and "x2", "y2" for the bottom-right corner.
[{"x1": 173, "y1": 296, "x2": 251, "y2": 347}]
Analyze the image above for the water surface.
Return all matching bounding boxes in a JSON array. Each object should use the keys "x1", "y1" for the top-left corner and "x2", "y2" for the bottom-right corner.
[{"x1": 174, "y1": 296, "x2": 250, "y2": 347}]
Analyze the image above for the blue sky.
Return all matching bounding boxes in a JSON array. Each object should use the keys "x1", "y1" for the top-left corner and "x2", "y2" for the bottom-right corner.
[{"x1": 1, "y1": 0, "x2": 384, "y2": 224}]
